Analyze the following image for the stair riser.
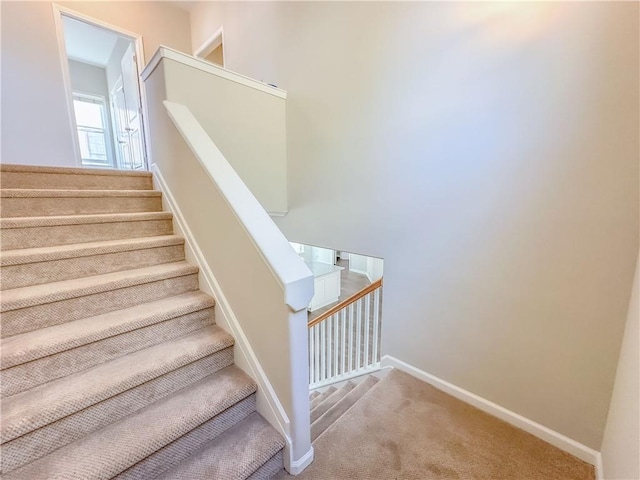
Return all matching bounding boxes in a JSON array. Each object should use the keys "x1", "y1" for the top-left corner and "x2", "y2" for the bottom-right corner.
[
  {"x1": 310, "y1": 387, "x2": 336, "y2": 410},
  {"x1": 1, "y1": 195, "x2": 162, "y2": 218},
  {"x1": 1, "y1": 350, "x2": 234, "y2": 474},
  {"x1": 1, "y1": 273, "x2": 199, "y2": 337},
  {"x1": 311, "y1": 376, "x2": 380, "y2": 442},
  {"x1": 0, "y1": 171, "x2": 152, "y2": 190},
  {"x1": 1, "y1": 218, "x2": 174, "y2": 250},
  {"x1": 247, "y1": 451, "x2": 285, "y2": 480},
  {"x1": 114, "y1": 395, "x2": 257, "y2": 480},
  {"x1": 310, "y1": 383, "x2": 355, "y2": 423},
  {"x1": 1, "y1": 308, "x2": 215, "y2": 397},
  {"x1": 1, "y1": 244, "x2": 185, "y2": 290}
]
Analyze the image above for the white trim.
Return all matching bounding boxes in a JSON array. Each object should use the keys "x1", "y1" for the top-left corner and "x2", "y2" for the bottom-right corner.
[
  {"x1": 194, "y1": 26, "x2": 225, "y2": 68},
  {"x1": 151, "y1": 163, "x2": 295, "y2": 444},
  {"x1": 52, "y1": 4, "x2": 143, "y2": 42},
  {"x1": 595, "y1": 452, "x2": 604, "y2": 480},
  {"x1": 381, "y1": 355, "x2": 600, "y2": 466},
  {"x1": 310, "y1": 366, "x2": 386, "y2": 392},
  {"x1": 66, "y1": 55, "x2": 109, "y2": 69},
  {"x1": 52, "y1": 4, "x2": 82, "y2": 167},
  {"x1": 285, "y1": 446, "x2": 314, "y2": 475},
  {"x1": 142, "y1": 47, "x2": 287, "y2": 99},
  {"x1": 268, "y1": 211, "x2": 289, "y2": 217},
  {"x1": 71, "y1": 91, "x2": 116, "y2": 168},
  {"x1": 161, "y1": 101, "x2": 310, "y2": 311},
  {"x1": 310, "y1": 364, "x2": 382, "y2": 390},
  {"x1": 51, "y1": 4, "x2": 150, "y2": 171}
]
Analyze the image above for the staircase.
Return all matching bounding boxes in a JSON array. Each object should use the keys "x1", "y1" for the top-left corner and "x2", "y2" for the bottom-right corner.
[
  {"x1": 0, "y1": 164, "x2": 285, "y2": 479},
  {"x1": 308, "y1": 375, "x2": 380, "y2": 442}
]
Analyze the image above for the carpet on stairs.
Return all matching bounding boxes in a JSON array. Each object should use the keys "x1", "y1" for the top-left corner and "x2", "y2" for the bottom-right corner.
[{"x1": 0, "y1": 164, "x2": 285, "y2": 480}]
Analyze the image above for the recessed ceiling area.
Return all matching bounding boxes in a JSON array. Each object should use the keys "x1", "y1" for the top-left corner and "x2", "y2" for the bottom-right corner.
[{"x1": 63, "y1": 16, "x2": 120, "y2": 67}]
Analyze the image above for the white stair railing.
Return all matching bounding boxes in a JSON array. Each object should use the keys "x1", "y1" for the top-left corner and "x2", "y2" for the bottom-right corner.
[{"x1": 308, "y1": 278, "x2": 383, "y2": 389}]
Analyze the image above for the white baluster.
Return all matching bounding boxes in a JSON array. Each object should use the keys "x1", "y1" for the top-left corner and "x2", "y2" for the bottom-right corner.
[
  {"x1": 348, "y1": 303, "x2": 354, "y2": 374},
  {"x1": 327, "y1": 314, "x2": 332, "y2": 379},
  {"x1": 373, "y1": 287, "x2": 380, "y2": 364},
  {"x1": 321, "y1": 321, "x2": 326, "y2": 382},
  {"x1": 314, "y1": 324, "x2": 320, "y2": 384},
  {"x1": 364, "y1": 292, "x2": 371, "y2": 367},
  {"x1": 341, "y1": 309, "x2": 346, "y2": 375},
  {"x1": 356, "y1": 298, "x2": 362, "y2": 371},
  {"x1": 332, "y1": 313, "x2": 340, "y2": 376},
  {"x1": 309, "y1": 325, "x2": 315, "y2": 384}
]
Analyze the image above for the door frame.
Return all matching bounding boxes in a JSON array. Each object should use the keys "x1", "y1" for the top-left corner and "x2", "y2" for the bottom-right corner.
[
  {"x1": 109, "y1": 76, "x2": 126, "y2": 169},
  {"x1": 193, "y1": 25, "x2": 225, "y2": 67},
  {"x1": 52, "y1": 3, "x2": 150, "y2": 170}
]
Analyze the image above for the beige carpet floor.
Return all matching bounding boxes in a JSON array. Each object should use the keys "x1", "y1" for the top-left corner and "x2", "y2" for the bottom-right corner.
[{"x1": 280, "y1": 369, "x2": 594, "y2": 479}]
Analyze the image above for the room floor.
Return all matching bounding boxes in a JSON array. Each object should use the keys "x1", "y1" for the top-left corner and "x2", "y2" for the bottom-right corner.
[{"x1": 308, "y1": 258, "x2": 371, "y2": 322}]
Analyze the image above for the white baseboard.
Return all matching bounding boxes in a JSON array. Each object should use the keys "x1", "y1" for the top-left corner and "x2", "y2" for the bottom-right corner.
[
  {"x1": 594, "y1": 452, "x2": 604, "y2": 480},
  {"x1": 268, "y1": 210, "x2": 288, "y2": 217},
  {"x1": 152, "y1": 165, "x2": 306, "y2": 471},
  {"x1": 285, "y1": 446, "x2": 314, "y2": 475},
  {"x1": 381, "y1": 355, "x2": 600, "y2": 467}
]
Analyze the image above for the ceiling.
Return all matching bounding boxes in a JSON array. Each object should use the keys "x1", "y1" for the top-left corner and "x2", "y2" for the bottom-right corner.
[{"x1": 63, "y1": 16, "x2": 120, "y2": 67}]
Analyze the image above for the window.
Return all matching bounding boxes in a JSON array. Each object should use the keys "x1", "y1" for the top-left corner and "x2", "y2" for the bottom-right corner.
[{"x1": 73, "y1": 93, "x2": 113, "y2": 167}]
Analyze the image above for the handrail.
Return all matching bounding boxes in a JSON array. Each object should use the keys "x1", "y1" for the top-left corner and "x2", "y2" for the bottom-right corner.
[
  {"x1": 308, "y1": 277, "x2": 383, "y2": 328},
  {"x1": 162, "y1": 101, "x2": 313, "y2": 312}
]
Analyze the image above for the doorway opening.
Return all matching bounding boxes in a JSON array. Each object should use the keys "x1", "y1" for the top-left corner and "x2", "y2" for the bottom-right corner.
[
  {"x1": 194, "y1": 27, "x2": 225, "y2": 67},
  {"x1": 55, "y1": 7, "x2": 147, "y2": 170}
]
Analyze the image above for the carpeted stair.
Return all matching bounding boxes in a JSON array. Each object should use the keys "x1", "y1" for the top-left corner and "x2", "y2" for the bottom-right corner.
[
  {"x1": 0, "y1": 164, "x2": 285, "y2": 479},
  {"x1": 308, "y1": 375, "x2": 380, "y2": 442}
]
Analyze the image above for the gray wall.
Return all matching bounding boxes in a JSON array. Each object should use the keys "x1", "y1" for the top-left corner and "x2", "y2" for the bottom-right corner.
[
  {"x1": 1, "y1": 1, "x2": 191, "y2": 167},
  {"x1": 189, "y1": 2, "x2": 639, "y2": 449},
  {"x1": 68, "y1": 60, "x2": 108, "y2": 97}
]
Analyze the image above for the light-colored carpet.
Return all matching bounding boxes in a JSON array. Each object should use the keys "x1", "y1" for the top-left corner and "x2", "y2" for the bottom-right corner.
[
  {"x1": 282, "y1": 369, "x2": 595, "y2": 480},
  {"x1": 0, "y1": 163, "x2": 284, "y2": 479}
]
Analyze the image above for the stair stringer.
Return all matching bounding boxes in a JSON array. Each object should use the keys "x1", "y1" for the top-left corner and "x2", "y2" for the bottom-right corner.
[{"x1": 152, "y1": 164, "x2": 314, "y2": 475}]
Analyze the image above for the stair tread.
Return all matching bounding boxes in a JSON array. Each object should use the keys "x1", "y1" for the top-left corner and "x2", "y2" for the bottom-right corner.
[
  {"x1": 311, "y1": 382, "x2": 355, "y2": 423},
  {"x1": 0, "y1": 188, "x2": 161, "y2": 197},
  {"x1": 0, "y1": 211, "x2": 172, "y2": 229},
  {"x1": 0, "y1": 164, "x2": 152, "y2": 177},
  {"x1": 0, "y1": 261, "x2": 197, "y2": 312},
  {"x1": 311, "y1": 376, "x2": 380, "y2": 441},
  {"x1": 4, "y1": 365, "x2": 256, "y2": 480},
  {"x1": 1, "y1": 291, "x2": 215, "y2": 369},
  {"x1": 1, "y1": 235, "x2": 184, "y2": 266},
  {"x1": 1, "y1": 324, "x2": 234, "y2": 443},
  {"x1": 157, "y1": 412, "x2": 285, "y2": 480},
  {"x1": 309, "y1": 386, "x2": 336, "y2": 410}
]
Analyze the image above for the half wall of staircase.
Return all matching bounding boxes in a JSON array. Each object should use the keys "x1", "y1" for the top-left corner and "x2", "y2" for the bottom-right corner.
[{"x1": 141, "y1": 49, "x2": 315, "y2": 473}]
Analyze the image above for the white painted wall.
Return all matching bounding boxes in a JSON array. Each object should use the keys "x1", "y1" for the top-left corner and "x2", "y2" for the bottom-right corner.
[
  {"x1": 367, "y1": 257, "x2": 384, "y2": 282},
  {"x1": 0, "y1": 1, "x2": 191, "y2": 167},
  {"x1": 144, "y1": 51, "x2": 288, "y2": 213},
  {"x1": 349, "y1": 253, "x2": 368, "y2": 276},
  {"x1": 189, "y1": 2, "x2": 639, "y2": 450},
  {"x1": 601, "y1": 254, "x2": 639, "y2": 480}
]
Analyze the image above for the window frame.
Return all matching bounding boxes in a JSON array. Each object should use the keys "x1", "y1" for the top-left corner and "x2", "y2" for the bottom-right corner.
[{"x1": 72, "y1": 91, "x2": 115, "y2": 168}]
